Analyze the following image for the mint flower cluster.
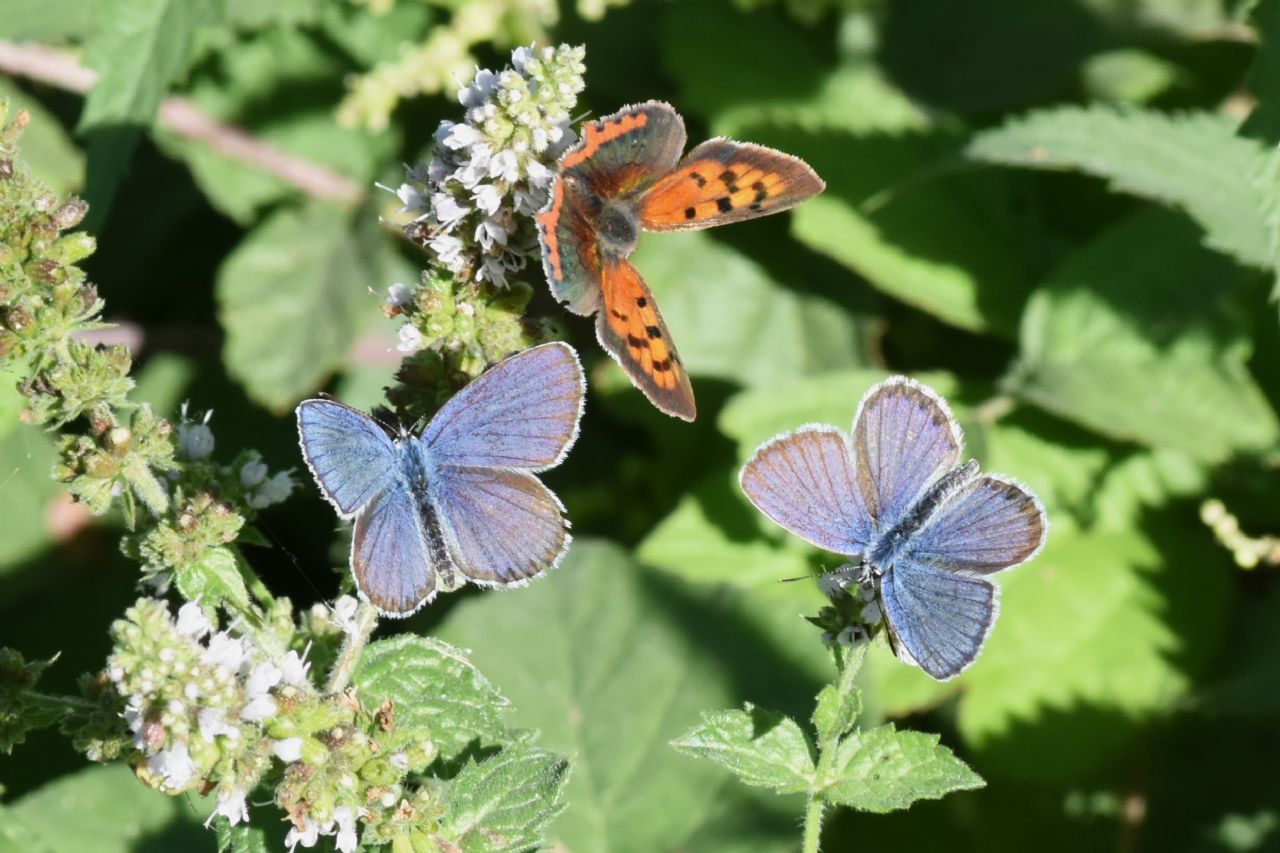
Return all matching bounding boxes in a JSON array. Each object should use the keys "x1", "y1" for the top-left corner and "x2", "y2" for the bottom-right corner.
[
  {"x1": 107, "y1": 599, "x2": 314, "y2": 828},
  {"x1": 390, "y1": 44, "x2": 586, "y2": 288}
]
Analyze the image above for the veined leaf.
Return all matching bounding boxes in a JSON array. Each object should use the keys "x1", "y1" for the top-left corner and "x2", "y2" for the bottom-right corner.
[
  {"x1": 968, "y1": 105, "x2": 1272, "y2": 269},
  {"x1": 173, "y1": 546, "x2": 251, "y2": 615},
  {"x1": 216, "y1": 202, "x2": 392, "y2": 411},
  {"x1": 437, "y1": 541, "x2": 802, "y2": 852},
  {"x1": 821, "y1": 723, "x2": 983, "y2": 812},
  {"x1": 6, "y1": 765, "x2": 206, "y2": 853},
  {"x1": 1011, "y1": 210, "x2": 1278, "y2": 463},
  {"x1": 629, "y1": 231, "x2": 865, "y2": 390},
  {"x1": 671, "y1": 705, "x2": 815, "y2": 796},
  {"x1": 353, "y1": 635, "x2": 509, "y2": 759},
  {"x1": 436, "y1": 743, "x2": 570, "y2": 852}
]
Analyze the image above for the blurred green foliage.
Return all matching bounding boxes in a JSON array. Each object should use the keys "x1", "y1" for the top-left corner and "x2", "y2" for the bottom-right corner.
[{"x1": 3, "y1": 0, "x2": 1280, "y2": 850}]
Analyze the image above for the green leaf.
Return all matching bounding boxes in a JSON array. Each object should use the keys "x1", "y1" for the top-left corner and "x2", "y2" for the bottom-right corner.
[
  {"x1": 787, "y1": 129, "x2": 1035, "y2": 335},
  {"x1": 437, "y1": 541, "x2": 803, "y2": 852},
  {"x1": 77, "y1": 0, "x2": 217, "y2": 217},
  {"x1": 6, "y1": 765, "x2": 207, "y2": 853},
  {"x1": 215, "y1": 820, "x2": 269, "y2": 853},
  {"x1": 153, "y1": 27, "x2": 391, "y2": 222},
  {"x1": 671, "y1": 705, "x2": 815, "y2": 795},
  {"x1": 1011, "y1": 210, "x2": 1278, "y2": 463},
  {"x1": 1246, "y1": 0, "x2": 1280, "y2": 143},
  {"x1": 629, "y1": 231, "x2": 865, "y2": 389},
  {"x1": 660, "y1": 2, "x2": 928, "y2": 137},
  {"x1": 821, "y1": 723, "x2": 983, "y2": 812},
  {"x1": 967, "y1": 105, "x2": 1273, "y2": 269},
  {"x1": 957, "y1": 515, "x2": 1232, "y2": 780},
  {"x1": 1081, "y1": 50, "x2": 1180, "y2": 104},
  {"x1": 353, "y1": 635, "x2": 509, "y2": 758},
  {"x1": 0, "y1": 0, "x2": 96, "y2": 40},
  {"x1": 437, "y1": 743, "x2": 570, "y2": 852},
  {"x1": 216, "y1": 202, "x2": 380, "y2": 411},
  {"x1": 79, "y1": 0, "x2": 214, "y2": 129},
  {"x1": 0, "y1": 803, "x2": 58, "y2": 853},
  {"x1": 812, "y1": 680, "x2": 861, "y2": 745},
  {"x1": 173, "y1": 546, "x2": 251, "y2": 614},
  {"x1": 0, "y1": 427, "x2": 59, "y2": 575}
]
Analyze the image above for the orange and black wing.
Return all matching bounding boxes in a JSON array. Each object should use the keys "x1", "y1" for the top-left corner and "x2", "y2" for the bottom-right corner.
[
  {"x1": 636, "y1": 139, "x2": 825, "y2": 232},
  {"x1": 595, "y1": 256, "x2": 696, "y2": 421}
]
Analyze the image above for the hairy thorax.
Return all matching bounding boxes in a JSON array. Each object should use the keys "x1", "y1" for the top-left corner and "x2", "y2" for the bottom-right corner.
[
  {"x1": 865, "y1": 460, "x2": 980, "y2": 572},
  {"x1": 594, "y1": 199, "x2": 640, "y2": 256}
]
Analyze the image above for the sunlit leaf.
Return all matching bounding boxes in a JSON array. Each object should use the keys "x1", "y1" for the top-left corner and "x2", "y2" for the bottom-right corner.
[
  {"x1": 822, "y1": 724, "x2": 983, "y2": 812},
  {"x1": 437, "y1": 743, "x2": 570, "y2": 852},
  {"x1": 671, "y1": 705, "x2": 815, "y2": 795}
]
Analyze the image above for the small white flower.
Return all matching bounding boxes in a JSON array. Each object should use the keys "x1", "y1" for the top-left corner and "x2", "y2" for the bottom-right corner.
[
  {"x1": 333, "y1": 806, "x2": 358, "y2": 853},
  {"x1": 246, "y1": 661, "x2": 282, "y2": 698},
  {"x1": 148, "y1": 741, "x2": 196, "y2": 789},
  {"x1": 249, "y1": 471, "x2": 296, "y2": 509},
  {"x1": 472, "y1": 183, "x2": 503, "y2": 216},
  {"x1": 209, "y1": 786, "x2": 249, "y2": 826},
  {"x1": 203, "y1": 632, "x2": 246, "y2": 675},
  {"x1": 240, "y1": 457, "x2": 268, "y2": 489},
  {"x1": 273, "y1": 737, "x2": 304, "y2": 762},
  {"x1": 389, "y1": 751, "x2": 410, "y2": 770},
  {"x1": 433, "y1": 193, "x2": 470, "y2": 227},
  {"x1": 443, "y1": 123, "x2": 482, "y2": 150},
  {"x1": 489, "y1": 149, "x2": 519, "y2": 183},
  {"x1": 836, "y1": 625, "x2": 865, "y2": 647},
  {"x1": 240, "y1": 695, "x2": 277, "y2": 722},
  {"x1": 198, "y1": 707, "x2": 239, "y2": 742},
  {"x1": 397, "y1": 324, "x2": 425, "y2": 354},
  {"x1": 385, "y1": 282, "x2": 412, "y2": 308},
  {"x1": 511, "y1": 45, "x2": 534, "y2": 72},
  {"x1": 175, "y1": 601, "x2": 212, "y2": 639},
  {"x1": 176, "y1": 421, "x2": 214, "y2": 461},
  {"x1": 818, "y1": 574, "x2": 847, "y2": 600},
  {"x1": 286, "y1": 818, "x2": 320, "y2": 851},
  {"x1": 332, "y1": 596, "x2": 359, "y2": 629},
  {"x1": 281, "y1": 649, "x2": 311, "y2": 689}
]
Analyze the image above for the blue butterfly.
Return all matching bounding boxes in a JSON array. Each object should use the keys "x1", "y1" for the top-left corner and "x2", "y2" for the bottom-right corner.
[
  {"x1": 296, "y1": 342, "x2": 586, "y2": 616},
  {"x1": 739, "y1": 376, "x2": 1048, "y2": 680}
]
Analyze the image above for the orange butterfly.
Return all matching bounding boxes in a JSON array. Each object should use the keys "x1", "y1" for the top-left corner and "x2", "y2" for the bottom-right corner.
[{"x1": 534, "y1": 101, "x2": 825, "y2": 421}]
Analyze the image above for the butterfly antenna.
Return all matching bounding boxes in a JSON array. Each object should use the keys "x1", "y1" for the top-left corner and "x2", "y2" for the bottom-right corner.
[{"x1": 255, "y1": 516, "x2": 328, "y2": 602}]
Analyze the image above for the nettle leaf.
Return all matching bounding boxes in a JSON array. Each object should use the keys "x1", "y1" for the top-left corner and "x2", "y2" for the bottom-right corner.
[
  {"x1": 660, "y1": 0, "x2": 928, "y2": 137},
  {"x1": 173, "y1": 546, "x2": 251, "y2": 615},
  {"x1": 7, "y1": 765, "x2": 206, "y2": 852},
  {"x1": 436, "y1": 743, "x2": 570, "y2": 852},
  {"x1": 215, "y1": 820, "x2": 269, "y2": 853},
  {"x1": 967, "y1": 105, "x2": 1272, "y2": 269},
  {"x1": 437, "y1": 541, "x2": 803, "y2": 852},
  {"x1": 957, "y1": 515, "x2": 1232, "y2": 780},
  {"x1": 812, "y1": 673, "x2": 861, "y2": 744},
  {"x1": 671, "y1": 705, "x2": 815, "y2": 796},
  {"x1": 216, "y1": 202, "x2": 393, "y2": 411},
  {"x1": 353, "y1": 635, "x2": 508, "y2": 759},
  {"x1": 1011, "y1": 210, "x2": 1278, "y2": 464},
  {"x1": 783, "y1": 127, "x2": 1035, "y2": 336},
  {"x1": 78, "y1": 0, "x2": 219, "y2": 215},
  {"x1": 628, "y1": 231, "x2": 863, "y2": 390},
  {"x1": 821, "y1": 724, "x2": 983, "y2": 812},
  {"x1": 79, "y1": 0, "x2": 216, "y2": 129}
]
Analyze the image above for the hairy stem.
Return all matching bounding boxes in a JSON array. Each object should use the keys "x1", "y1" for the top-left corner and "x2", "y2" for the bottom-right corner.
[
  {"x1": 802, "y1": 642, "x2": 868, "y2": 853},
  {"x1": 325, "y1": 602, "x2": 380, "y2": 694}
]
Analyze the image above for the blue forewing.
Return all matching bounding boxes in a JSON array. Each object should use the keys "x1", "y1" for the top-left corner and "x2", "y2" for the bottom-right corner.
[{"x1": 297, "y1": 342, "x2": 586, "y2": 616}]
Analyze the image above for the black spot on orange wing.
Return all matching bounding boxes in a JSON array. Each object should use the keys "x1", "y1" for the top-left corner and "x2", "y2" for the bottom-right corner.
[
  {"x1": 636, "y1": 139, "x2": 826, "y2": 232},
  {"x1": 595, "y1": 257, "x2": 695, "y2": 421}
]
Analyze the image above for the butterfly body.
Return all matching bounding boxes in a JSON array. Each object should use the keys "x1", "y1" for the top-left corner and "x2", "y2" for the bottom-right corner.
[
  {"x1": 740, "y1": 377, "x2": 1047, "y2": 681},
  {"x1": 536, "y1": 101, "x2": 825, "y2": 421},
  {"x1": 296, "y1": 342, "x2": 586, "y2": 616}
]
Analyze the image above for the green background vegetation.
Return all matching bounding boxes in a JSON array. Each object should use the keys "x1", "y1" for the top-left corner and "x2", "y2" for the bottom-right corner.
[{"x1": 3, "y1": 0, "x2": 1280, "y2": 849}]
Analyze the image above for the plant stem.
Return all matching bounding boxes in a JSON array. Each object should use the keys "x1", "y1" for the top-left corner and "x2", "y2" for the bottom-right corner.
[
  {"x1": 325, "y1": 601, "x2": 380, "y2": 694},
  {"x1": 802, "y1": 642, "x2": 869, "y2": 853}
]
